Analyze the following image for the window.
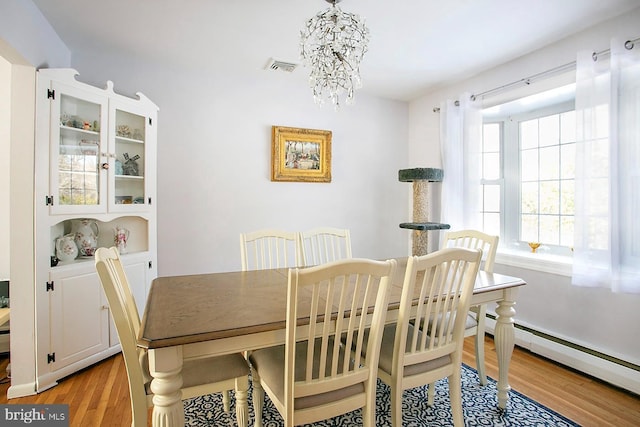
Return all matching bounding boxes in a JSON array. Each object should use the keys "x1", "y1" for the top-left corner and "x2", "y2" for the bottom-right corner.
[{"x1": 481, "y1": 85, "x2": 576, "y2": 255}]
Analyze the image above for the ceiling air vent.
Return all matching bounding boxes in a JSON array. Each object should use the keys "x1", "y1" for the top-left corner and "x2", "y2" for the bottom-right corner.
[{"x1": 265, "y1": 58, "x2": 298, "y2": 73}]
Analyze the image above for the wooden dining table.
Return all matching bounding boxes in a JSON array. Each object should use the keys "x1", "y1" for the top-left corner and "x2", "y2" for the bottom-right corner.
[{"x1": 138, "y1": 258, "x2": 526, "y2": 427}]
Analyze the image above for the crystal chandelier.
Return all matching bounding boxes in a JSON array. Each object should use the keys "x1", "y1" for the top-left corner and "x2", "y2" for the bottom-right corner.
[{"x1": 300, "y1": 0, "x2": 370, "y2": 108}]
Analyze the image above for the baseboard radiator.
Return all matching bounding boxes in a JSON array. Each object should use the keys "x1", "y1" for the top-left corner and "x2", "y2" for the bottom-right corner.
[{"x1": 484, "y1": 313, "x2": 640, "y2": 396}]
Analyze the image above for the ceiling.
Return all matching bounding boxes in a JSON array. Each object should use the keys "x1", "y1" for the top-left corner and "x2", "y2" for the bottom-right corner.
[{"x1": 31, "y1": 0, "x2": 640, "y2": 102}]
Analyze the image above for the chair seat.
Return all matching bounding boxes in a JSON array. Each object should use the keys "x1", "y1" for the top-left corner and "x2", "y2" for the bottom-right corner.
[
  {"x1": 250, "y1": 339, "x2": 363, "y2": 411},
  {"x1": 361, "y1": 324, "x2": 452, "y2": 378}
]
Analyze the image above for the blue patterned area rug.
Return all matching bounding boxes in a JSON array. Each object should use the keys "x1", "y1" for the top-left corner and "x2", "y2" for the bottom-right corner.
[{"x1": 183, "y1": 364, "x2": 579, "y2": 426}]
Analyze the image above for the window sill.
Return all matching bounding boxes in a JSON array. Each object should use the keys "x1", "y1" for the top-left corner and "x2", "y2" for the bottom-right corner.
[{"x1": 495, "y1": 249, "x2": 572, "y2": 277}]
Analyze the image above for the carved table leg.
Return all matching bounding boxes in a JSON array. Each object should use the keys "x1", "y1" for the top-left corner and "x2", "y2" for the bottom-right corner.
[
  {"x1": 494, "y1": 297, "x2": 516, "y2": 410},
  {"x1": 148, "y1": 347, "x2": 184, "y2": 427}
]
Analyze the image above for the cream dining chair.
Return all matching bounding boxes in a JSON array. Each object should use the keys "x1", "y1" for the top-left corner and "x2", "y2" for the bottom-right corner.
[
  {"x1": 240, "y1": 229, "x2": 301, "y2": 271},
  {"x1": 440, "y1": 229, "x2": 498, "y2": 390},
  {"x1": 249, "y1": 258, "x2": 397, "y2": 427},
  {"x1": 361, "y1": 248, "x2": 482, "y2": 427},
  {"x1": 299, "y1": 227, "x2": 352, "y2": 266},
  {"x1": 95, "y1": 247, "x2": 250, "y2": 427}
]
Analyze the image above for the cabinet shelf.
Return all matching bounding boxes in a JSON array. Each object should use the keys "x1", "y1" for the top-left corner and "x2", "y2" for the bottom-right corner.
[
  {"x1": 60, "y1": 125, "x2": 100, "y2": 136},
  {"x1": 115, "y1": 174, "x2": 144, "y2": 180},
  {"x1": 116, "y1": 136, "x2": 144, "y2": 144},
  {"x1": 53, "y1": 250, "x2": 149, "y2": 269}
]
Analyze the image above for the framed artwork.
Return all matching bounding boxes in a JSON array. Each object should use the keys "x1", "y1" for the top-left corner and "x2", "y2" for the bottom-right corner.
[{"x1": 271, "y1": 126, "x2": 332, "y2": 183}]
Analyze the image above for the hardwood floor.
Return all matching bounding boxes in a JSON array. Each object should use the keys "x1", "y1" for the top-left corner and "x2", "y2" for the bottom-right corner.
[{"x1": 0, "y1": 336, "x2": 639, "y2": 426}]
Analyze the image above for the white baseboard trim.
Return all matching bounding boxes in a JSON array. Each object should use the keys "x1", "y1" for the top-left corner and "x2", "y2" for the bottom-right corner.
[
  {"x1": 485, "y1": 317, "x2": 640, "y2": 396},
  {"x1": 7, "y1": 382, "x2": 37, "y2": 399}
]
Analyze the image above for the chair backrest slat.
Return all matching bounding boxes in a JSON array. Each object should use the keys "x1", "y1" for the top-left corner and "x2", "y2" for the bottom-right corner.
[
  {"x1": 300, "y1": 227, "x2": 352, "y2": 266},
  {"x1": 443, "y1": 229, "x2": 498, "y2": 273},
  {"x1": 240, "y1": 229, "x2": 301, "y2": 271}
]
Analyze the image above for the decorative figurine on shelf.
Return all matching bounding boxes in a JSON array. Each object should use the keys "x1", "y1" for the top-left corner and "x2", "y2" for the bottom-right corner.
[
  {"x1": 122, "y1": 152, "x2": 140, "y2": 176},
  {"x1": 117, "y1": 124, "x2": 131, "y2": 138},
  {"x1": 114, "y1": 226, "x2": 130, "y2": 254}
]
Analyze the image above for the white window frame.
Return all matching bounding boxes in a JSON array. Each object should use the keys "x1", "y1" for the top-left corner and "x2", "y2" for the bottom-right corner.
[{"x1": 483, "y1": 98, "x2": 576, "y2": 273}]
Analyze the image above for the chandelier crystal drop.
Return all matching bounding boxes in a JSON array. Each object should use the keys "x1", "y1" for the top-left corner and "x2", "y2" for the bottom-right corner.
[{"x1": 300, "y1": 0, "x2": 370, "y2": 108}]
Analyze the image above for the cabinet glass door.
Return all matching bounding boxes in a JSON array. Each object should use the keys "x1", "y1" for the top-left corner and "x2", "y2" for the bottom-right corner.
[
  {"x1": 50, "y1": 82, "x2": 108, "y2": 214},
  {"x1": 109, "y1": 103, "x2": 149, "y2": 211}
]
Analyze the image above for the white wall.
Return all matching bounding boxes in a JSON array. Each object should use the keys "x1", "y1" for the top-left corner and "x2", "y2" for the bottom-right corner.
[
  {"x1": 409, "y1": 9, "x2": 640, "y2": 376},
  {"x1": 0, "y1": 0, "x2": 69, "y2": 69},
  {"x1": 70, "y1": 52, "x2": 411, "y2": 276}
]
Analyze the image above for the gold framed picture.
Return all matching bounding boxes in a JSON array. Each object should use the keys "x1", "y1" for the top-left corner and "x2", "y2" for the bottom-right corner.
[{"x1": 271, "y1": 126, "x2": 332, "y2": 183}]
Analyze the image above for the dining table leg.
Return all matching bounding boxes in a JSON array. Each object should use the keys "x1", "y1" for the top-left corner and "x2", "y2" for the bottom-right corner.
[
  {"x1": 493, "y1": 290, "x2": 518, "y2": 410},
  {"x1": 148, "y1": 346, "x2": 185, "y2": 427}
]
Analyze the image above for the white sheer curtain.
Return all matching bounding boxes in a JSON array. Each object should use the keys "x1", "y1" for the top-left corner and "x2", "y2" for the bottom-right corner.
[
  {"x1": 440, "y1": 94, "x2": 483, "y2": 231},
  {"x1": 573, "y1": 38, "x2": 640, "y2": 293}
]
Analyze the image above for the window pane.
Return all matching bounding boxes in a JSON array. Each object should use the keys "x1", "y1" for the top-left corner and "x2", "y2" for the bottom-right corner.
[
  {"x1": 484, "y1": 213, "x2": 500, "y2": 236},
  {"x1": 540, "y1": 181, "x2": 559, "y2": 214},
  {"x1": 561, "y1": 180, "x2": 574, "y2": 215},
  {"x1": 539, "y1": 146, "x2": 560, "y2": 180},
  {"x1": 539, "y1": 115, "x2": 559, "y2": 147},
  {"x1": 521, "y1": 149, "x2": 538, "y2": 181},
  {"x1": 483, "y1": 123, "x2": 500, "y2": 152},
  {"x1": 560, "y1": 110, "x2": 576, "y2": 143},
  {"x1": 540, "y1": 215, "x2": 560, "y2": 245},
  {"x1": 560, "y1": 216, "x2": 574, "y2": 247},
  {"x1": 521, "y1": 214, "x2": 538, "y2": 242},
  {"x1": 561, "y1": 143, "x2": 575, "y2": 179},
  {"x1": 520, "y1": 119, "x2": 538, "y2": 149},
  {"x1": 483, "y1": 184, "x2": 500, "y2": 211},
  {"x1": 483, "y1": 152, "x2": 500, "y2": 180},
  {"x1": 521, "y1": 182, "x2": 538, "y2": 214}
]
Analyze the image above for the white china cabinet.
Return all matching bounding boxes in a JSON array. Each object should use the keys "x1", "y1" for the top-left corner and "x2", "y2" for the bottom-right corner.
[{"x1": 34, "y1": 69, "x2": 158, "y2": 391}]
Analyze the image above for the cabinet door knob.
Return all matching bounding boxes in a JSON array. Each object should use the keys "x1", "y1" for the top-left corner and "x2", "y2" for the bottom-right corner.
[{"x1": 101, "y1": 163, "x2": 109, "y2": 170}]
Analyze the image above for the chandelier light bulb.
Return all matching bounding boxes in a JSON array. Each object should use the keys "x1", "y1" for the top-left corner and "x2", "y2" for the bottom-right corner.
[{"x1": 300, "y1": 0, "x2": 370, "y2": 109}]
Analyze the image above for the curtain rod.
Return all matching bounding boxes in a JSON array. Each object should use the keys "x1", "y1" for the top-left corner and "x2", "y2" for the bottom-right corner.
[{"x1": 433, "y1": 37, "x2": 639, "y2": 113}]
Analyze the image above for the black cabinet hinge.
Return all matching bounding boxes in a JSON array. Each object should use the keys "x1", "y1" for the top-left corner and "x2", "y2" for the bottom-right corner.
[
  {"x1": 147, "y1": 197, "x2": 152, "y2": 205},
  {"x1": 47, "y1": 89, "x2": 55, "y2": 100},
  {"x1": 46, "y1": 281, "x2": 54, "y2": 292},
  {"x1": 45, "y1": 195, "x2": 54, "y2": 206},
  {"x1": 148, "y1": 261, "x2": 152, "y2": 269},
  {"x1": 148, "y1": 117, "x2": 152, "y2": 126},
  {"x1": 47, "y1": 353, "x2": 55, "y2": 364}
]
